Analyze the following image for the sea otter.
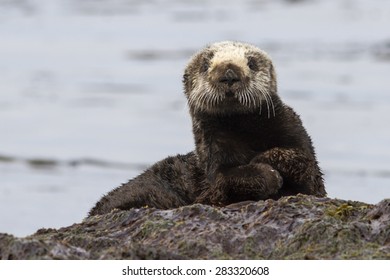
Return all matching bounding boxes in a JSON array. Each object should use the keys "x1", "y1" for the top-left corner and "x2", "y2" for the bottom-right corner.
[{"x1": 88, "y1": 41, "x2": 326, "y2": 216}]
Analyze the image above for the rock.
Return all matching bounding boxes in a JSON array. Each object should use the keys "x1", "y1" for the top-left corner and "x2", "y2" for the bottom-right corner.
[{"x1": 0, "y1": 194, "x2": 389, "y2": 259}]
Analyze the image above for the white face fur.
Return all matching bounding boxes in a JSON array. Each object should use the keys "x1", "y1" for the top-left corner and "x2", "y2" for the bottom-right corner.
[
  {"x1": 210, "y1": 42, "x2": 250, "y2": 77},
  {"x1": 208, "y1": 41, "x2": 271, "y2": 77},
  {"x1": 184, "y1": 41, "x2": 277, "y2": 116}
]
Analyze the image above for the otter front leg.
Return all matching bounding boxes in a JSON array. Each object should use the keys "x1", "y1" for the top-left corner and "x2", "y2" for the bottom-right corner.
[
  {"x1": 250, "y1": 148, "x2": 326, "y2": 197},
  {"x1": 195, "y1": 163, "x2": 283, "y2": 205}
]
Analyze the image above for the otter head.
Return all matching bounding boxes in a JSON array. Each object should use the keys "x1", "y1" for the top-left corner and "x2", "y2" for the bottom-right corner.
[{"x1": 183, "y1": 41, "x2": 277, "y2": 116}]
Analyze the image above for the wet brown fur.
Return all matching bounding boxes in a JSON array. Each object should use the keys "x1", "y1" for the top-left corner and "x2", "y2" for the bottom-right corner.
[{"x1": 89, "y1": 41, "x2": 325, "y2": 216}]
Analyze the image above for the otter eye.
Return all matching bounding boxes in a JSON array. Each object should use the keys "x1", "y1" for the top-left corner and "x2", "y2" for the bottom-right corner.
[
  {"x1": 247, "y1": 57, "x2": 258, "y2": 71},
  {"x1": 200, "y1": 60, "x2": 209, "y2": 73}
]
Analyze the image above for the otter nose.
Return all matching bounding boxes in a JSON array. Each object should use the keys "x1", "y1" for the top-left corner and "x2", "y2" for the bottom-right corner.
[{"x1": 219, "y1": 68, "x2": 240, "y2": 86}]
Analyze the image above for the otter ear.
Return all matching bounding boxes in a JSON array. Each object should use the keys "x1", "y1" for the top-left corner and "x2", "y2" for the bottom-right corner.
[
  {"x1": 182, "y1": 71, "x2": 191, "y2": 94},
  {"x1": 183, "y1": 72, "x2": 189, "y2": 84}
]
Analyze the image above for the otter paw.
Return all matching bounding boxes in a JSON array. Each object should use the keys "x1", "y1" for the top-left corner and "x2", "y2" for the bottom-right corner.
[
  {"x1": 217, "y1": 163, "x2": 283, "y2": 202},
  {"x1": 252, "y1": 163, "x2": 283, "y2": 193}
]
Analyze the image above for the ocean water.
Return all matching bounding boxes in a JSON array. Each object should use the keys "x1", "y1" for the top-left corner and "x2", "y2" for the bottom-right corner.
[{"x1": 1, "y1": 0, "x2": 390, "y2": 237}]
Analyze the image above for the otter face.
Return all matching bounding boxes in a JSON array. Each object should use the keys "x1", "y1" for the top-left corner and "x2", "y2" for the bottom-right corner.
[{"x1": 183, "y1": 41, "x2": 277, "y2": 116}]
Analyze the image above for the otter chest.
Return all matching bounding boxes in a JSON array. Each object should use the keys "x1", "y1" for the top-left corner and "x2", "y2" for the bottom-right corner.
[{"x1": 200, "y1": 116, "x2": 279, "y2": 166}]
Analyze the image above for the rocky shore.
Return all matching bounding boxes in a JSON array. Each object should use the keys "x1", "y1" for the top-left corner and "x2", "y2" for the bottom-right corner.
[{"x1": 1, "y1": 194, "x2": 389, "y2": 259}]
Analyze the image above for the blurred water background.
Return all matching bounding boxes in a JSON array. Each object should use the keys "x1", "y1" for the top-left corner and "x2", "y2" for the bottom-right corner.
[{"x1": 1, "y1": 0, "x2": 390, "y2": 237}]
